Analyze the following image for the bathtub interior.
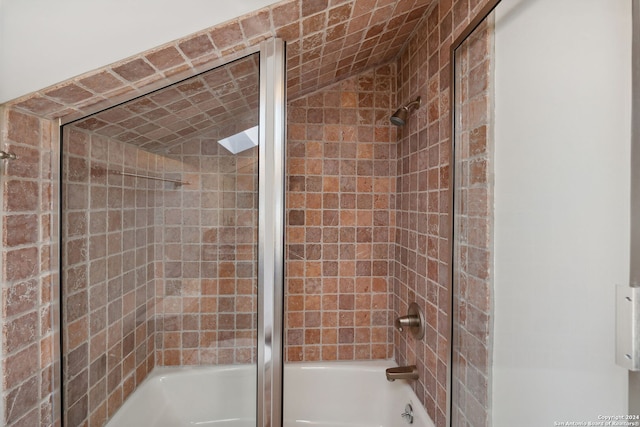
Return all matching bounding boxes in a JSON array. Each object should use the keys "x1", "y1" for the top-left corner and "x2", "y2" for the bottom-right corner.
[
  {"x1": 283, "y1": 361, "x2": 433, "y2": 427},
  {"x1": 106, "y1": 365, "x2": 257, "y2": 427},
  {"x1": 105, "y1": 361, "x2": 434, "y2": 427}
]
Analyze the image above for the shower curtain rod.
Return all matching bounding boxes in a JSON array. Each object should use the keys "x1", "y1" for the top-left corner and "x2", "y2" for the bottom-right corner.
[{"x1": 113, "y1": 170, "x2": 190, "y2": 186}]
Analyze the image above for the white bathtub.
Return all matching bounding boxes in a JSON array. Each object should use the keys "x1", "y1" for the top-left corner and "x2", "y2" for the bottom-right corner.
[{"x1": 106, "y1": 360, "x2": 435, "y2": 427}]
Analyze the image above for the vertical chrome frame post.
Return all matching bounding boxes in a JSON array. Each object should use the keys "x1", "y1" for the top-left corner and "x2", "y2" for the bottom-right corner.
[
  {"x1": 258, "y1": 38, "x2": 286, "y2": 427},
  {"x1": 630, "y1": 0, "x2": 640, "y2": 415}
]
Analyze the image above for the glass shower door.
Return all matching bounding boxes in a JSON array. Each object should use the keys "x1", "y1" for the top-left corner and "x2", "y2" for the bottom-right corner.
[
  {"x1": 450, "y1": 1, "x2": 631, "y2": 425},
  {"x1": 60, "y1": 39, "x2": 285, "y2": 427}
]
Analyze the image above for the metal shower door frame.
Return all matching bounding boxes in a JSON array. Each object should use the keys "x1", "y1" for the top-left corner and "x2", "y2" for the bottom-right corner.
[
  {"x1": 629, "y1": 0, "x2": 640, "y2": 415},
  {"x1": 257, "y1": 37, "x2": 286, "y2": 427}
]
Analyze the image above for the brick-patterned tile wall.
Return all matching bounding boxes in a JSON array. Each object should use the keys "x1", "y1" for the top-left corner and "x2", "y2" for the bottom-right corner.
[
  {"x1": 1, "y1": 107, "x2": 59, "y2": 426},
  {"x1": 154, "y1": 138, "x2": 258, "y2": 366},
  {"x1": 392, "y1": 1, "x2": 493, "y2": 426},
  {"x1": 0, "y1": 0, "x2": 438, "y2": 424},
  {"x1": 61, "y1": 126, "x2": 157, "y2": 425},
  {"x1": 285, "y1": 64, "x2": 397, "y2": 362}
]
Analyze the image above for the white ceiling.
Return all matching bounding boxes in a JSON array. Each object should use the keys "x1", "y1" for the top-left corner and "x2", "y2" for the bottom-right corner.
[{"x1": 0, "y1": 0, "x2": 280, "y2": 103}]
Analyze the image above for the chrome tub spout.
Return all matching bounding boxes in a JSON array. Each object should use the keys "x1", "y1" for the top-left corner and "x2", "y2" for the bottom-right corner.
[{"x1": 385, "y1": 365, "x2": 419, "y2": 382}]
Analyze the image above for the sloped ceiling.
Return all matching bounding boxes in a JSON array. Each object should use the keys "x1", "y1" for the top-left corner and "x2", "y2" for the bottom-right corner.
[
  {"x1": 12, "y1": 0, "x2": 436, "y2": 151},
  {"x1": 71, "y1": 55, "x2": 260, "y2": 153}
]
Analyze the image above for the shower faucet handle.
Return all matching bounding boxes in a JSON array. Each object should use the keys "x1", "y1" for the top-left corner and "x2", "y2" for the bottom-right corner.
[
  {"x1": 394, "y1": 302, "x2": 425, "y2": 340},
  {"x1": 395, "y1": 314, "x2": 420, "y2": 331}
]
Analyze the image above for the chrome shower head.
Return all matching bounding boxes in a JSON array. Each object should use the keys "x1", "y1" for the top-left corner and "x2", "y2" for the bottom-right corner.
[{"x1": 390, "y1": 96, "x2": 421, "y2": 127}]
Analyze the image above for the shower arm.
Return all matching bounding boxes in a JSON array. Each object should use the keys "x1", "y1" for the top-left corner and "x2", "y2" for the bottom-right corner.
[{"x1": 402, "y1": 97, "x2": 421, "y2": 112}]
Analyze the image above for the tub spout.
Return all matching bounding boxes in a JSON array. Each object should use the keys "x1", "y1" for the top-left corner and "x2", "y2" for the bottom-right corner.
[{"x1": 385, "y1": 365, "x2": 419, "y2": 382}]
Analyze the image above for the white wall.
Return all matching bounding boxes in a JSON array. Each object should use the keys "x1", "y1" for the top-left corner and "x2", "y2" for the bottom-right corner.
[
  {"x1": 493, "y1": 0, "x2": 631, "y2": 424},
  {"x1": 0, "y1": 0, "x2": 279, "y2": 103}
]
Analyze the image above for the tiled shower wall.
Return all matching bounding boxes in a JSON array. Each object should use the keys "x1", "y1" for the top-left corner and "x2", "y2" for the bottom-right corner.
[
  {"x1": 392, "y1": 0, "x2": 493, "y2": 426},
  {"x1": 1, "y1": 108, "x2": 59, "y2": 426},
  {"x1": 285, "y1": 64, "x2": 397, "y2": 362},
  {"x1": 154, "y1": 139, "x2": 258, "y2": 367},
  {"x1": 61, "y1": 127, "x2": 157, "y2": 425}
]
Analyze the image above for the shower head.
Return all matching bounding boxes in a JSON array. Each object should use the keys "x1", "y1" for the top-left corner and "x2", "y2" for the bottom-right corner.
[
  {"x1": 390, "y1": 96, "x2": 421, "y2": 127},
  {"x1": 390, "y1": 108, "x2": 408, "y2": 127}
]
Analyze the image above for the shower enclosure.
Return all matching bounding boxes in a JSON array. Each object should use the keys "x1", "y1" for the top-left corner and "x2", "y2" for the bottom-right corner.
[{"x1": 60, "y1": 39, "x2": 285, "y2": 426}]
